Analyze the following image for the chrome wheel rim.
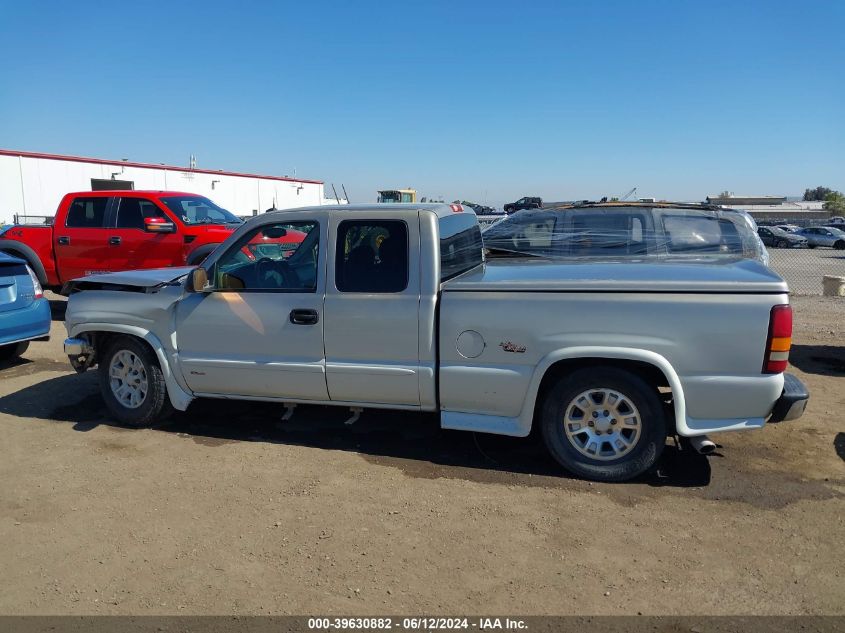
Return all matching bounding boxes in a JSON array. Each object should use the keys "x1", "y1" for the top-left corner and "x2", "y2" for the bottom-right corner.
[
  {"x1": 109, "y1": 350, "x2": 148, "y2": 409},
  {"x1": 563, "y1": 388, "x2": 642, "y2": 461}
]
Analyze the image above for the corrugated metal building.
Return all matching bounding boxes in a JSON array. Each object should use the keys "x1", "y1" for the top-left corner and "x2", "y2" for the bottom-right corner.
[{"x1": 0, "y1": 149, "x2": 325, "y2": 224}]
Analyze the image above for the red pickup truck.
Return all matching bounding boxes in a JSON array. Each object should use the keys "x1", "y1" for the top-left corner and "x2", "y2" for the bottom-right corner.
[{"x1": 0, "y1": 191, "x2": 303, "y2": 292}]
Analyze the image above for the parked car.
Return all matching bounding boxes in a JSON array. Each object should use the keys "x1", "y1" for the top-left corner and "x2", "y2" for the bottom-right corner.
[
  {"x1": 472, "y1": 204, "x2": 498, "y2": 215},
  {"x1": 63, "y1": 203, "x2": 807, "y2": 482},
  {"x1": 504, "y1": 196, "x2": 542, "y2": 214},
  {"x1": 0, "y1": 251, "x2": 50, "y2": 362},
  {"x1": 774, "y1": 224, "x2": 801, "y2": 233},
  {"x1": 0, "y1": 191, "x2": 304, "y2": 293},
  {"x1": 797, "y1": 226, "x2": 845, "y2": 249},
  {"x1": 483, "y1": 202, "x2": 769, "y2": 264},
  {"x1": 757, "y1": 226, "x2": 808, "y2": 249},
  {"x1": 460, "y1": 202, "x2": 498, "y2": 215}
]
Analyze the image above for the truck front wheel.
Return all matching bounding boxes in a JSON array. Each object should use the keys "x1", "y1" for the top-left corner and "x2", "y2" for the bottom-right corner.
[
  {"x1": 187, "y1": 244, "x2": 219, "y2": 266},
  {"x1": 540, "y1": 367, "x2": 666, "y2": 482},
  {"x1": 99, "y1": 336, "x2": 173, "y2": 427}
]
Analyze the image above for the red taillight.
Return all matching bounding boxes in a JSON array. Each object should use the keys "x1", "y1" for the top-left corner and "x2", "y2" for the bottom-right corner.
[
  {"x1": 763, "y1": 304, "x2": 792, "y2": 374},
  {"x1": 25, "y1": 265, "x2": 43, "y2": 300},
  {"x1": 450, "y1": 204, "x2": 463, "y2": 213}
]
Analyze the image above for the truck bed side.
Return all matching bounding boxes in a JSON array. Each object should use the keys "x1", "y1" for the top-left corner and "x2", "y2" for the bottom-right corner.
[
  {"x1": 438, "y1": 288, "x2": 788, "y2": 438},
  {"x1": 0, "y1": 224, "x2": 57, "y2": 286}
]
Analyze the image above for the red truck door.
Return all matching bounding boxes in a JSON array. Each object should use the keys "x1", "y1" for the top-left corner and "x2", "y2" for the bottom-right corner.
[
  {"x1": 109, "y1": 196, "x2": 184, "y2": 271},
  {"x1": 54, "y1": 196, "x2": 115, "y2": 281}
]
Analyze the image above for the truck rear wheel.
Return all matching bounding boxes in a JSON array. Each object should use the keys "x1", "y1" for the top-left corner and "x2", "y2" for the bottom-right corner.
[
  {"x1": 99, "y1": 336, "x2": 173, "y2": 427},
  {"x1": 540, "y1": 367, "x2": 666, "y2": 482}
]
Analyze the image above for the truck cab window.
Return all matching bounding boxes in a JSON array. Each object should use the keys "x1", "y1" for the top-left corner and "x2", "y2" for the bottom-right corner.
[
  {"x1": 336, "y1": 220, "x2": 408, "y2": 292},
  {"x1": 65, "y1": 197, "x2": 109, "y2": 228},
  {"x1": 214, "y1": 221, "x2": 316, "y2": 291},
  {"x1": 115, "y1": 198, "x2": 166, "y2": 229},
  {"x1": 439, "y1": 214, "x2": 483, "y2": 281}
]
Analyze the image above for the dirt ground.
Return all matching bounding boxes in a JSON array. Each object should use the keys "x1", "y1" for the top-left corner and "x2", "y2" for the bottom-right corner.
[{"x1": 0, "y1": 295, "x2": 843, "y2": 616}]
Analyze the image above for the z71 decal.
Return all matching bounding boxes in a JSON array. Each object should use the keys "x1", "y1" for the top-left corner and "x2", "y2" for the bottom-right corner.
[{"x1": 499, "y1": 341, "x2": 526, "y2": 353}]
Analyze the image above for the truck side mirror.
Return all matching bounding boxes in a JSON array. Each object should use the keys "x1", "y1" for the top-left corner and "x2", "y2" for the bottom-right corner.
[
  {"x1": 189, "y1": 268, "x2": 212, "y2": 292},
  {"x1": 144, "y1": 218, "x2": 176, "y2": 233}
]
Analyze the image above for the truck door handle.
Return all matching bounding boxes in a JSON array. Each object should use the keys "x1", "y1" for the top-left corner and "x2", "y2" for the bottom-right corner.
[
  {"x1": 289, "y1": 309, "x2": 319, "y2": 325},
  {"x1": 109, "y1": 236, "x2": 121, "y2": 246},
  {"x1": 57, "y1": 236, "x2": 70, "y2": 246}
]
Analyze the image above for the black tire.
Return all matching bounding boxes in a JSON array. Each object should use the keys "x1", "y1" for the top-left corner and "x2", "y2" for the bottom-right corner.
[
  {"x1": 835, "y1": 240, "x2": 845, "y2": 250},
  {"x1": 808, "y1": 243, "x2": 817, "y2": 249},
  {"x1": 0, "y1": 341, "x2": 29, "y2": 363},
  {"x1": 777, "y1": 240, "x2": 788, "y2": 248},
  {"x1": 540, "y1": 366, "x2": 666, "y2": 482},
  {"x1": 99, "y1": 336, "x2": 173, "y2": 427}
]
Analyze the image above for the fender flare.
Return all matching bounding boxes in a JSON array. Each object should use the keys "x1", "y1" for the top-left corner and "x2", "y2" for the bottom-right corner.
[
  {"x1": 186, "y1": 243, "x2": 221, "y2": 266},
  {"x1": 517, "y1": 346, "x2": 689, "y2": 436},
  {"x1": 0, "y1": 239, "x2": 48, "y2": 286},
  {"x1": 68, "y1": 322, "x2": 194, "y2": 412}
]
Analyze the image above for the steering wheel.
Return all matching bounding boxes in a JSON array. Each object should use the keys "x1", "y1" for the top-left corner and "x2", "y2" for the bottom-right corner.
[{"x1": 255, "y1": 257, "x2": 292, "y2": 288}]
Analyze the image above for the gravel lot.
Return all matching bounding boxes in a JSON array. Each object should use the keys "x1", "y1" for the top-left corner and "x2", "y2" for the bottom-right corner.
[
  {"x1": 0, "y1": 295, "x2": 842, "y2": 616},
  {"x1": 768, "y1": 247, "x2": 845, "y2": 295}
]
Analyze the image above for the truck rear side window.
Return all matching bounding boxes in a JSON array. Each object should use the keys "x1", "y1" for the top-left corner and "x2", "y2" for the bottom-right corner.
[
  {"x1": 65, "y1": 197, "x2": 109, "y2": 228},
  {"x1": 336, "y1": 220, "x2": 408, "y2": 293},
  {"x1": 439, "y1": 214, "x2": 483, "y2": 281}
]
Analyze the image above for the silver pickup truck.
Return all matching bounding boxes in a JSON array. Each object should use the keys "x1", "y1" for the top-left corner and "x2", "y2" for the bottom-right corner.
[{"x1": 63, "y1": 203, "x2": 808, "y2": 482}]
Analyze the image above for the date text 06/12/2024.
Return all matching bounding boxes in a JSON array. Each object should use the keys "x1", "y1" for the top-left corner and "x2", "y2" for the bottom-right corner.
[{"x1": 307, "y1": 617, "x2": 528, "y2": 630}]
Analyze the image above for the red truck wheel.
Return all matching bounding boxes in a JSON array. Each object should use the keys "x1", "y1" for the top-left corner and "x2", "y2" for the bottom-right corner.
[
  {"x1": 0, "y1": 240, "x2": 49, "y2": 286},
  {"x1": 186, "y1": 244, "x2": 220, "y2": 266}
]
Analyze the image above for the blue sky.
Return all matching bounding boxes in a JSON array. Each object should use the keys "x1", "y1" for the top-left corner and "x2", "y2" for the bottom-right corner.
[{"x1": 1, "y1": 0, "x2": 843, "y2": 205}]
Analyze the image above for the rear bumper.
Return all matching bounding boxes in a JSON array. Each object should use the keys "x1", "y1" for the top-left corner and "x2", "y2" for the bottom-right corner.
[
  {"x1": 0, "y1": 298, "x2": 51, "y2": 346},
  {"x1": 768, "y1": 373, "x2": 809, "y2": 422}
]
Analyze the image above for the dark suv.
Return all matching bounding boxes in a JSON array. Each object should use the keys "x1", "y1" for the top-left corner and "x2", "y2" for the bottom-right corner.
[
  {"x1": 504, "y1": 196, "x2": 542, "y2": 214},
  {"x1": 482, "y1": 201, "x2": 767, "y2": 263}
]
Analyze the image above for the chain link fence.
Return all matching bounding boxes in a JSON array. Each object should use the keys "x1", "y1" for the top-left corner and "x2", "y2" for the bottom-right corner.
[
  {"x1": 757, "y1": 217, "x2": 845, "y2": 295},
  {"x1": 767, "y1": 247, "x2": 845, "y2": 295}
]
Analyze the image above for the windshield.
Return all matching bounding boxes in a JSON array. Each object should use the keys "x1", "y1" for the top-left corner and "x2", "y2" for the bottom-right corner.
[
  {"x1": 160, "y1": 195, "x2": 242, "y2": 225},
  {"x1": 482, "y1": 206, "x2": 767, "y2": 263}
]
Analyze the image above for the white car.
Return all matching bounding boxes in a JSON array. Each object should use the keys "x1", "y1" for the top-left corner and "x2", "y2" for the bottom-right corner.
[{"x1": 798, "y1": 226, "x2": 845, "y2": 249}]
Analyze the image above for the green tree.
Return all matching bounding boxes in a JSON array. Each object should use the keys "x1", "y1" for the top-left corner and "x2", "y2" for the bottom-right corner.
[
  {"x1": 804, "y1": 186, "x2": 833, "y2": 201},
  {"x1": 823, "y1": 191, "x2": 845, "y2": 215}
]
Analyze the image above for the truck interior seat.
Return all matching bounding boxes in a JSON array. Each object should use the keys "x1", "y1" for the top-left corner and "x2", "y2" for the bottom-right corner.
[
  {"x1": 343, "y1": 244, "x2": 376, "y2": 290},
  {"x1": 376, "y1": 237, "x2": 407, "y2": 291}
]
